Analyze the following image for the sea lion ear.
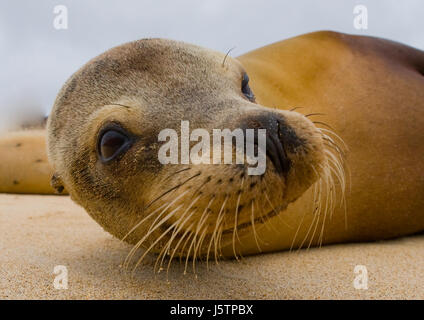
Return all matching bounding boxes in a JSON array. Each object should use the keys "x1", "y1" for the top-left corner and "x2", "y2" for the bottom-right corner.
[{"x1": 51, "y1": 173, "x2": 65, "y2": 194}]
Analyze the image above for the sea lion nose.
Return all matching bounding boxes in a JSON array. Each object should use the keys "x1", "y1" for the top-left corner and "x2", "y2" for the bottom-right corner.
[{"x1": 242, "y1": 113, "x2": 302, "y2": 176}]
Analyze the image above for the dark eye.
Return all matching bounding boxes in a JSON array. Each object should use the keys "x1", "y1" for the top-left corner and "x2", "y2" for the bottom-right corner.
[
  {"x1": 241, "y1": 73, "x2": 255, "y2": 101},
  {"x1": 98, "y1": 128, "x2": 131, "y2": 162}
]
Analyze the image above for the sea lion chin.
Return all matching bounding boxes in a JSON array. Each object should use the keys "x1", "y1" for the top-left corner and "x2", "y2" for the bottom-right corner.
[{"x1": 46, "y1": 38, "x2": 332, "y2": 268}]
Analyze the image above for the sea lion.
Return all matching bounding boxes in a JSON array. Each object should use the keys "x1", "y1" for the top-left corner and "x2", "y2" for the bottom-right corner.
[
  {"x1": 0, "y1": 129, "x2": 60, "y2": 194},
  {"x1": 3, "y1": 31, "x2": 424, "y2": 271}
]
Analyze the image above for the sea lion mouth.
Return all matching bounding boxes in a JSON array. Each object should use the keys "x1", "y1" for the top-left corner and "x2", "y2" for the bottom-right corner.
[{"x1": 220, "y1": 204, "x2": 286, "y2": 235}]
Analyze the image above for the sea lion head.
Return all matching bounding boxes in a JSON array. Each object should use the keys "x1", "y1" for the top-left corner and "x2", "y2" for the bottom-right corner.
[{"x1": 47, "y1": 39, "x2": 329, "y2": 266}]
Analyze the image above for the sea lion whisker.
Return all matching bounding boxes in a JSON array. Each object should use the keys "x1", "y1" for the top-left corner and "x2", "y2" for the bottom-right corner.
[
  {"x1": 321, "y1": 134, "x2": 338, "y2": 151},
  {"x1": 108, "y1": 103, "x2": 132, "y2": 109},
  {"x1": 290, "y1": 183, "x2": 318, "y2": 251},
  {"x1": 144, "y1": 172, "x2": 201, "y2": 211},
  {"x1": 298, "y1": 177, "x2": 322, "y2": 252},
  {"x1": 192, "y1": 197, "x2": 215, "y2": 274},
  {"x1": 206, "y1": 195, "x2": 228, "y2": 269},
  {"x1": 232, "y1": 177, "x2": 245, "y2": 260},
  {"x1": 325, "y1": 155, "x2": 345, "y2": 194},
  {"x1": 141, "y1": 204, "x2": 186, "y2": 267},
  {"x1": 145, "y1": 189, "x2": 189, "y2": 235},
  {"x1": 183, "y1": 231, "x2": 198, "y2": 275},
  {"x1": 196, "y1": 223, "x2": 210, "y2": 263},
  {"x1": 250, "y1": 200, "x2": 262, "y2": 252},
  {"x1": 297, "y1": 206, "x2": 319, "y2": 252},
  {"x1": 321, "y1": 130, "x2": 348, "y2": 222},
  {"x1": 206, "y1": 195, "x2": 229, "y2": 269},
  {"x1": 146, "y1": 195, "x2": 192, "y2": 242},
  {"x1": 326, "y1": 158, "x2": 345, "y2": 207},
  {"x1": 234, "y1": 178, "x2": 245, "y2": 239},
  {"x1": 190, "y1": 177, "x2": 212, "y2": 199},
  {"x1": 318, "y1": 128, "x2": 348, "y2": 150},
  {"x1": 318, "y1": 166, "x2": 334, "y2": 238},
  {"x1": 216, "y1": 224, "x2": 225, "y2": 263},
  {"x1": 313, "y1": 121, "x2": 334, "y2": 130},
  {"x1": 156, "y1": 210, "x2": 192, "y2": 274},
  {"x1": 255, "y1": 196, "x2": 279, "y2": 234},
  {"x1": 192, "y1": 224, "x2": 209, "y2": 276},
  {"x1": 217, "y1": 212, "x2": 229, "y2": 261},
  {"x1": 222, "y1": 47, "x2": 236, "y2": 67},
  {"x1": 324, "y1": 162, "x2": 337, "y2": 223},
  {"x1": 132, "y1": 204, "x2": 184, "y2": 273},
  {"x1": 155, "y1": 230, "x2": 176, "y2": 274},
  {"x1": 121, "y1": 202, "x2": 168, "y2": 242},
  {"x1": 205, "y1": 227, "x2": 216, "y2": 270},
  {"x1": 163, "y1": 167, "x2": 191, "y2": 182},
  {"x1": 304, "y1": 112, "x2": 326, "y2": 118},
  {"x1": 260, "y1": 175, "x2": 293, "y2": 224},
  {"x1": 124, "y1": 202, "x2": 174, "y2": 269},
  {"x1": 252, "y1": 198, "x2": 269, "y2": 246},
  {"x1": 324, "y1": 149, "x2": 347, "y2": 205},
  {"x1": 179, "y1": 223, "x2": 199, "y2": 266},
  {"x1": 188, "y1": 197, "x2": 215, "y2": 271},
  {"x1": 158, "y1": 195, "x2": 202, "y2": 272},
  {"x1": 156, "y1": 200, "x2": 202, "y2": 274},
  {"x1": 263, "y1": 188, "x2": 292, "y2": 229},
  {"x1": 205, "y1": 226, "x2": 216, "y2": 270},
  {"x1": 323, "y1": 139, "x2": 346, "y2": 159},
  {"x1": 321, "y1": 130, "x2": 346, "y2": 151},
  {"x1": 124, "y1": 192, "x2": 188, "y2": 269},
  {"x1": 289, "y1": 106, "x2": 304, "y2": 112},
  {"x1": 307, "y1": 178, "x2": 324, "y2": 250},
  {"x1": 166, "y1": 221, "x2": 196, "y2": 277},
  {"x1": 256, "y1": 198, "x2": 269, "y2": 225},
  {"x1": 317, "y1": 168, "x2": 331, "y2": 247},
  {"x1": 326, "y1": 161, "x2": 347, "y2": 225}
]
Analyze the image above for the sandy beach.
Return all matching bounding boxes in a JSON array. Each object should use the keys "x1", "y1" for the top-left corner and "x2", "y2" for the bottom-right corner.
[{"x1": 1, "y1": 193, "x2": 423, "y2": 299}]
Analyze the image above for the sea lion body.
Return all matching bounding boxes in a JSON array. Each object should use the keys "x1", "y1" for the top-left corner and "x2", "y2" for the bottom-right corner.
[
  {"x1": 236, "y1": 31, "x2": 424, "y2": 254},
  {"x1": 0, "y1": 130, "x2": 58, "y2": 194},
  {"x1": 1, "y1": 31, "x2": 423, "y2": 266}
]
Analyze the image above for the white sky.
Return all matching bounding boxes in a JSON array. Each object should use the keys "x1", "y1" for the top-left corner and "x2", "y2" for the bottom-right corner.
[{"x1": 0, "y1": 0, "x2": 423, "y2": 129}]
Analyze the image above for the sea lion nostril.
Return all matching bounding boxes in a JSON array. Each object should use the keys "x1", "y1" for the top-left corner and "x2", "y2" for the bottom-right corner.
[
  {"x1": 242, "y1": 114, "x2": 296, "y2": 175},
  {"x1": 267, "y1": 132, "x2": 291, "y2": 175}
]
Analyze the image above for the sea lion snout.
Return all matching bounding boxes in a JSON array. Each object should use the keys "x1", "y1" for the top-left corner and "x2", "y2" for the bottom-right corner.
[
  {"x1": 240, "y1": 112, "x2": 306, "y2": 176},
  {"x1": 241, "y1": 106, "x2": 320, "y2": 178}
]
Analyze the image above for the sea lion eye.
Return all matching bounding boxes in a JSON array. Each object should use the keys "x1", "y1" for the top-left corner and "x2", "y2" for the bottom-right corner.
[
  {"x1": 241, "y1": 73, "x2": 255, "y2": 101},
  {"x1": 98, "y1": 128, "x2": 131, "y2": 162}
]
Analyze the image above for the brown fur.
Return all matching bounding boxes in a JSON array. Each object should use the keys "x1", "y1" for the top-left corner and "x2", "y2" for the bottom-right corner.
[{"x1": 3, "y1": 31, "x2": 422, "y2": 271}]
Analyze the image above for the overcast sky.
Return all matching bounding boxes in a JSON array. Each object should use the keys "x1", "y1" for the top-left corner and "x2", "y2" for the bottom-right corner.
[{"x1": 0, "y1": 0, "x2": 423, "y2": 129}]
